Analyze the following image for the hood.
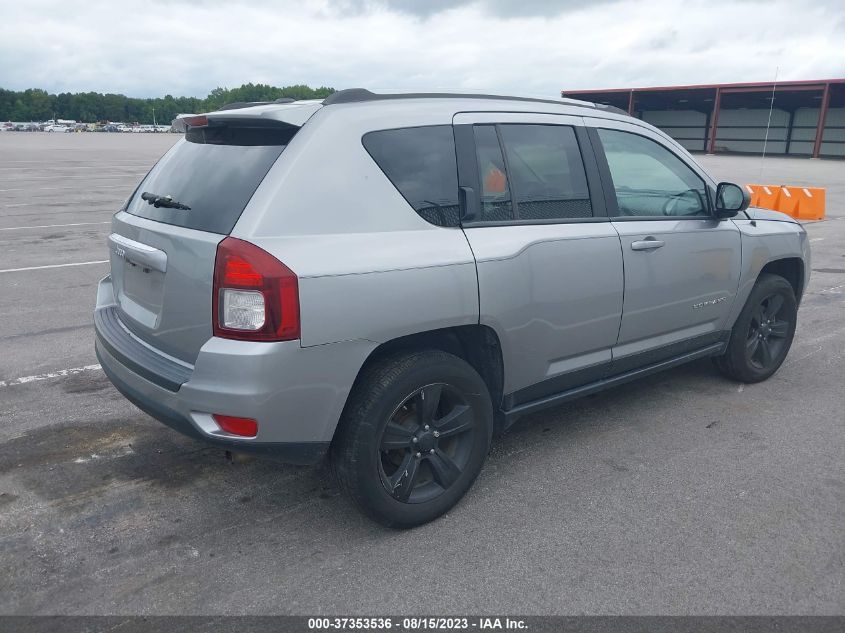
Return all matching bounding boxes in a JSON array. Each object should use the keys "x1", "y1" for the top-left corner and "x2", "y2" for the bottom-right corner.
[{"x1": 745, "y1": 207, "x2": 800, "y2": 224}]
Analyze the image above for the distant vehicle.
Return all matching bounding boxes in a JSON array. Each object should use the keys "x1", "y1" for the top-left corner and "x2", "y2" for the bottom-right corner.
[
  {"x1": 42, "y1": 118, "x2": 77, "y2": 127},
  {"x1": 45, "y1": 124, "x2": 70, "y2": 133},
  {"x1": 95, "y1": 90, "x2": 810, "y2": 527}
]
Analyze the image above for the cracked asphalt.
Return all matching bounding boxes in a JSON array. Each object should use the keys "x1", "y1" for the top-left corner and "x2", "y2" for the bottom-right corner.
[{"x1": 0, "y1": 133, "x2": 843, "y2": 615}]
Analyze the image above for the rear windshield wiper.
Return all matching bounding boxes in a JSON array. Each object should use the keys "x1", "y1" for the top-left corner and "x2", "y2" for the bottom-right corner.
[{"x1": 140, "y1": 192, "x2": 191, "y2": 211}]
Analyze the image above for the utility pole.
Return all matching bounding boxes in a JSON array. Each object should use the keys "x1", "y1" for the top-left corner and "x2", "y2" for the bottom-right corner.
[{"x1": 152, "y1": 107, "x2": 156, "y2": 128}]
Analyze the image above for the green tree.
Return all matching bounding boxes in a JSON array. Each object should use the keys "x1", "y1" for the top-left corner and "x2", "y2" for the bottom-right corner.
[{"x1": 0, "y1": 84, "x2": 336, "y2": 123}]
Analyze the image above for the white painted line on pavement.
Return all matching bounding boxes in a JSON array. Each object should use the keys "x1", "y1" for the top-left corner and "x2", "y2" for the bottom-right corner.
[
  {"x1": 0, "y1": 260, "x2": 108, "y2": 274},
  {"x1": 820, "y1": 282, "x2": 845, "y2": 294},
  {"x1": 0, "y1": 221, "x2": 111, "y2": 231},
  {"x1": 0, "y1": 185, "x2": 127, "y2": 192},
  {"x1": 3, "y1": 174, "x2": 144, "y2": 181},
  {"x1": 0, "y1": 164, "x2": 150, "y2": 170},
  {"x1": 0, "y1": 364, "x2": 102, "y2": 388},
  {"x1": 0, "y1": 159, "x2": 150, "y2": 163}
]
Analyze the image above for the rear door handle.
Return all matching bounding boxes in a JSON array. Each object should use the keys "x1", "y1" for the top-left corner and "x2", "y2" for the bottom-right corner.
[{"x1": 631, "y1": 238, "x2": 665, "y2": 251}]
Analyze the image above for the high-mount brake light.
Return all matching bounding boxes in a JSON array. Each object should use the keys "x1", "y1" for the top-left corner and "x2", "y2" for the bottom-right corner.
[
  {"x1": 184, "y1": 115, "x2": 208, "y2": 127},
  {"x1": 212, "y1": 237, "x2": 300, "y2": 342}
]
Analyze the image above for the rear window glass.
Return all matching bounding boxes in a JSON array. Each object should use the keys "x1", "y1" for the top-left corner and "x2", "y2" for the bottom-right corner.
[
  {"x1": 124, "y1": 122, "x2": 293, "y2": 234},
  {"x1": 362, "y1": 125, "x2": 460, "y2": 227}
]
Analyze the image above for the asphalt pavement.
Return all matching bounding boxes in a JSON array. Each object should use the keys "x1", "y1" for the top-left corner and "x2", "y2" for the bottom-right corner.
[{"x1": 0, "y1": 133, "x2": 843, "y2": 615}]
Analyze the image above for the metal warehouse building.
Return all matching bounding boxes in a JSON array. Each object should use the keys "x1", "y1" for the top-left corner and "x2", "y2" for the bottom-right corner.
[{"x1": 563, "y1": 79, "x2": 845, "y2": 158}]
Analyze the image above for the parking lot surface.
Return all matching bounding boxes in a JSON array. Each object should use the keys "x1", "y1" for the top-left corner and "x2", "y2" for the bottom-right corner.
[{"x1": 0, "y1": 133, "x2": 843, "y2": 615}]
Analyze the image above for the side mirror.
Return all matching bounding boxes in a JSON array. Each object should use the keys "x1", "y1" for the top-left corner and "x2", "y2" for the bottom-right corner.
[{"x1": 715, "y1": 182, "x2": 750, "y2": 218}]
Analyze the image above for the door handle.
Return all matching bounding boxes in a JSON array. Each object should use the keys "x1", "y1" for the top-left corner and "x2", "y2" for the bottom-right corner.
[{"x1": 631, "y1": 238, "x2": 665, "y2": 251}]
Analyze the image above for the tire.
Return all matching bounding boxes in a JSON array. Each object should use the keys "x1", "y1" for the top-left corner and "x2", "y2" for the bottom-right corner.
[
  {"x1": 332, "y1": 350, "x2": 493, "y2": 528},
  {"x1": 714, "y1": 273, "x2": 798, "y2": 383}
]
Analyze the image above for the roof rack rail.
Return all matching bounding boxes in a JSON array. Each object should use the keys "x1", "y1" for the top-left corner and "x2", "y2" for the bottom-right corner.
[
  {"x1": 594, "y1": 103, "x2": 629, "y2": 116},
  {"x1": 321, "y1": 88, "x2": 621, "y2": 113},
  {"x1": 274, "y1": 98, "x2": 295, "y2": 104}
]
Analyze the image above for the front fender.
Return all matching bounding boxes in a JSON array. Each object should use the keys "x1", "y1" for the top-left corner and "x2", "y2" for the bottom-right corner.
[{"x1": 727, "y1": 218, "x2": 809, "y2": 327}]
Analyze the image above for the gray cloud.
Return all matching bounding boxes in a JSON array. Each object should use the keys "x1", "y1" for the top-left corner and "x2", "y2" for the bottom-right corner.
[
  {"x1": 339, "y1": 0, "x2": 616, "y2": 18},
  {"x1": 0, "y1": 0, "x2": 842, "y2": 98}
]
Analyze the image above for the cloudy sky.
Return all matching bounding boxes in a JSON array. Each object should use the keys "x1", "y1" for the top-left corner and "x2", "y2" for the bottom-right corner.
[{"x1": 1, "y1": 0, "x2": 843, "y2": 98}]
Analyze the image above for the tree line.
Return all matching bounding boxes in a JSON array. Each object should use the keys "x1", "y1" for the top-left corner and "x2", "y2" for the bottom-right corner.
[{"x1": 0, "y1": 83, "x2": 335, "y2": 124}]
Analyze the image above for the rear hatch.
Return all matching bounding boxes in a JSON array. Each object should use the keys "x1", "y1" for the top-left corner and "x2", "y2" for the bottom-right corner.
[{"x1": 108, "y1": 115, "x2": 299, "y2": 364}]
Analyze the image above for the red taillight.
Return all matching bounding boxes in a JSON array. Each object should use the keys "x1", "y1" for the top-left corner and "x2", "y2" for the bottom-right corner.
[
  {"x1": 212, "y1": 237, "x2": 300, "y2": 341},
  {"x1": 221, "y1": 254, "x2": 263, "y2": 287},
  {"x1": 213, "y1": 414, "x2": 258, "y2": 438}
]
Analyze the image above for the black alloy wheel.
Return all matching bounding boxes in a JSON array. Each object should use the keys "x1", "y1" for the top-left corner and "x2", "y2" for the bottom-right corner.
[
  {"x1": 378, "y1": 383, "x2": 476, "y2": 504},
  {"x1": 714, "y1": 273, "x2": 797, "y2": 383},
  {"x1": 332, "y1": 350, "x2": 493, "y2": 528},
  {"x1": 745, "y1": 292, "x2": 791, "y2": 371}
]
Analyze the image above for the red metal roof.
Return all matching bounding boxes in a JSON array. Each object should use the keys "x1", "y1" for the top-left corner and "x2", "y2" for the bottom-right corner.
[{"x1": 563, "y1": 78, "x2": 845, "y2": 96}]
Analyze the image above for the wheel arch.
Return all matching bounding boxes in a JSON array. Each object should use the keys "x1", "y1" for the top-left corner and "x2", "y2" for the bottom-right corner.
[
  {"x1": 759, "y1": 257, "x2": 805, "y2": 303},
  {"x1": 340, "y1": 325, "x2": 506, "y2": 435},
  {"x1": 726, "y1": 228, "x2": 808, "y2": 332}
]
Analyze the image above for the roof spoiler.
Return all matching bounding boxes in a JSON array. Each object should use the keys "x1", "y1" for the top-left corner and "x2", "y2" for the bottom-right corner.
[
  {"x1": 170, "y1": 114, "x2": 197, "y2": 133},
  {"x1": 218, "y1": 98, "x2": 296, "y2": 111}
]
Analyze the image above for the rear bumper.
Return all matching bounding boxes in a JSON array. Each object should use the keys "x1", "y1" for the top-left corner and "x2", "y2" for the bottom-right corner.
[
  {"x1": 96, "y1": 342, "x2": 328, "y2": 464},
  {"x1": 94, "y1": 275, "x2": 375, "y2": 465}
]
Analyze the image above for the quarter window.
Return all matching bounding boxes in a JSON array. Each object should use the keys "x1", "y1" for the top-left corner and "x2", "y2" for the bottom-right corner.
[
  {"x1": 362, "y1": 125, "x2": 460, "y2": 227},
  {"x1": 597, "y1": 129, "x2": 709, "y2": 218}
]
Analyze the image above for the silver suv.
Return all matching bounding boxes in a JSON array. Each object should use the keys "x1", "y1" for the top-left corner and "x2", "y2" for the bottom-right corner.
[{"x1": 95, "y1": 89, "x2": 810, "y2": 527}]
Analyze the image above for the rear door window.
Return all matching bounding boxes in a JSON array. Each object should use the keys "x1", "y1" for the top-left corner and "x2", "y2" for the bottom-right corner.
[
  {"x1": 499, "y1": 124, "x2": 592, "y2": 220},
  {"x1": 474, "y1": 125, "x2": 515, "y2": 222},
  {"x1": 469, "y1": 123, "x2": 593, "y2": 224},
  {"x1": 362, "y1": 125, "x2": 461, "y2": 227},
  {"x1": 124, "y1": 121, "x2": 294, "y2": 234}
]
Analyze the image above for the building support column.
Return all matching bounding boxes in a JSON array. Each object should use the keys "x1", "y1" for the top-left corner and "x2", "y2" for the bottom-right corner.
[
  {"x1": 812, "y1": 83, "x2": 831, "y2": 158},
  {"x1": 627, "y1": 90, "x2": 635, "y2": 116},
  {"x1": 707, "y1": 87, "x2": 722, "y2": 154},
  {"x1": 785, "y1": 109, "x2": 796, "y2": 155}
]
